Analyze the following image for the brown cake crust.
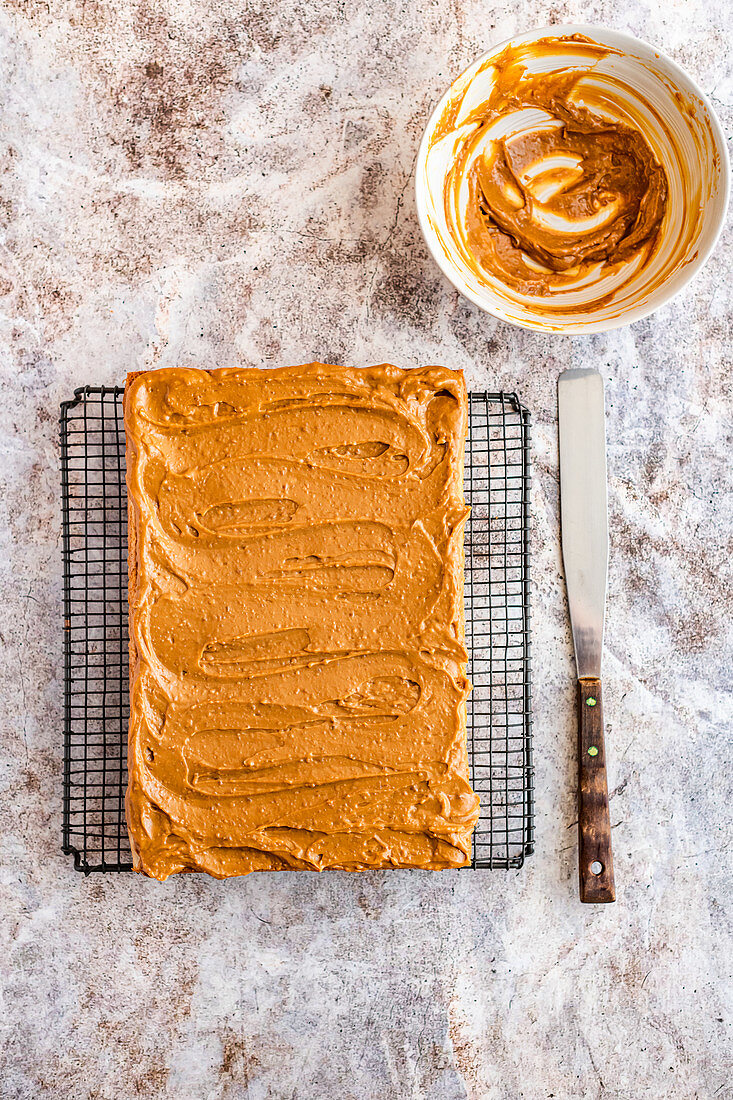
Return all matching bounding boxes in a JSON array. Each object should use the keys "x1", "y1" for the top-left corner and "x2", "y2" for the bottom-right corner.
[
  {"x1": 124, "y1": 370, "x2": 146, "y2": 872},
  {"x1": 124, "y1": 364, "x2": 478, "y2": 880}
]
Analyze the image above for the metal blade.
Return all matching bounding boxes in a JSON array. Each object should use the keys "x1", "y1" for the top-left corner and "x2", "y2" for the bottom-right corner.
[{"x1": 558, "y1": 368, "x2": 608, "y2": 679}]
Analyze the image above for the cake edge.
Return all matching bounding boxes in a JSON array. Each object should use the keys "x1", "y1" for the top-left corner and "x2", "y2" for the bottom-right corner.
[{"x1": 123, "y1": 370, "x2": 149, "y2": 873}]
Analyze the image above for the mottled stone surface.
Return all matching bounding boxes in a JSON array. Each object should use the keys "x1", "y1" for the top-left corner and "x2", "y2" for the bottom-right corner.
[{"x1": 0, "y1": 2, "x2": 731, "y2": 1097}]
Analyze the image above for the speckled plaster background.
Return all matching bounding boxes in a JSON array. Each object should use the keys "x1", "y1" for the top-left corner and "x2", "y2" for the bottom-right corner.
[{"x1": 0, "y1": 2, "x2": 731, "y2": 1097}]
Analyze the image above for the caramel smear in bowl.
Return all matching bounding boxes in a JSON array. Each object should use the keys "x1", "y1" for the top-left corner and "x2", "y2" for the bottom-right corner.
[{"x1": 422, "y1": 32, "x2": 723, "y2": 329}]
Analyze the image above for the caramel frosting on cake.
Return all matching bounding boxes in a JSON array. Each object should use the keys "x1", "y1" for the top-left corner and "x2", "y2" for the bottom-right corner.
[{"x1": 125, "y1": 364, "x2": 479, "y2": 879}]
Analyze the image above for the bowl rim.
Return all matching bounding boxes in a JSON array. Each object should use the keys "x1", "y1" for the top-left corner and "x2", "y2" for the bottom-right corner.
[{"x1": 415, "y1": 23, "x2": 731, "y2": 335}]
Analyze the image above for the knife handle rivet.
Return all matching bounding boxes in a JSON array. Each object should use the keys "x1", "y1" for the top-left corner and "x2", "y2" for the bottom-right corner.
[
  {"x1": 588, "y1": 746, "x2": 598, "y2": 757},
  {"x1": 586, "y1": 697, "x2": 597, "y2": 707}
]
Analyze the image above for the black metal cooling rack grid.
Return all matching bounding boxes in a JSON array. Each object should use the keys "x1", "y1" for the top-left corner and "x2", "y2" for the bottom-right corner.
[{"x1": 60, "y1": 386, "x2": 533, "y2": 873}]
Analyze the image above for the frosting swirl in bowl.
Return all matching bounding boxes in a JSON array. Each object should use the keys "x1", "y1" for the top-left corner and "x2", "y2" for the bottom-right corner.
[
  {"x1": 417, "y1": 28, "x2": 728, "y2": 332},
  {"x1": 445, "y1": 36, "x2": 668, "y2": 298}
]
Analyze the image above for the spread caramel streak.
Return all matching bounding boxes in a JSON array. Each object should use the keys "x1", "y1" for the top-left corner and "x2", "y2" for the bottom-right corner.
[{"x1": 125, "y1": 365, "x2": 480, "y2": 880}]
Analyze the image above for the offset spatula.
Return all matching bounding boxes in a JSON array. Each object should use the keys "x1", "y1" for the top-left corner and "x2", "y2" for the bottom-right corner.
[{"x1": 558, "y1": 368, "x2": 616, "y2": 904}]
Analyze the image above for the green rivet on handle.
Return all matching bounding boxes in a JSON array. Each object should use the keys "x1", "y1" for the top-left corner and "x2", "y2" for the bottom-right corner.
[
  {"x1": 588, "y1": 746, "x2": 599, "y2": 757},
  {"x1": 586, "y1": 697, "x2": 597, "y2": 707}
]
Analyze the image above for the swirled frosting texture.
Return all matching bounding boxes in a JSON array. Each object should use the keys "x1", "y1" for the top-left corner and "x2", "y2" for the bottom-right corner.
[
  {"x1": 125, "y1": 365, "x2": 479, "y2": 880},
  {"x1": 422, "y1": 33, "x2": 721, "y2": 327}
]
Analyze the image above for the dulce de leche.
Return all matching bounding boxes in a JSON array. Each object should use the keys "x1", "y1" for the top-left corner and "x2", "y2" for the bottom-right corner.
[
  {"x1": 124, "y1": 365, "x2": 480, "y2": 880},
  {"x1": 433, "y1": 34, "x2": 670, "y2": 309}
]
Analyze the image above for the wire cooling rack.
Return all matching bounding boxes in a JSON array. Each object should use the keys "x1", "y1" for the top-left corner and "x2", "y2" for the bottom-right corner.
[{"x1": 60, "y1": 386, "x2": 533, "y2": 873}]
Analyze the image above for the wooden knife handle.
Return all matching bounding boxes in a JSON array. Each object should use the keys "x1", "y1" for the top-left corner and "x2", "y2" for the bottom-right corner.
[{"x1": 578, "y1": 678, "x2": 615, "y2": 903}]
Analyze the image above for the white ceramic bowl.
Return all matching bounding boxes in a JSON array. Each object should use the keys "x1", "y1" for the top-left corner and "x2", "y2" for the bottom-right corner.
[{"x1": 415, "y1": 25, "x2": 730, "y2": 334}]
